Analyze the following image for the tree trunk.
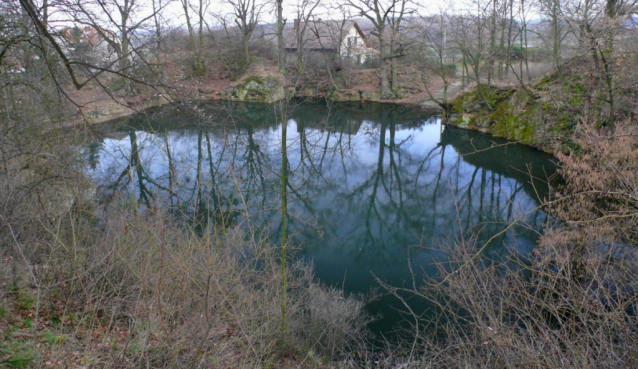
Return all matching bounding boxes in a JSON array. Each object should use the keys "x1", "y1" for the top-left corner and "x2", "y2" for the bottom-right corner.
[
  {"x1": 380, "y1": 34, "x2": 390, "y2": 97},
  {"x1": 488, "y1": 0, "x2": 497, "y2": 85},
  {"x1": 296, "y1": 24, "x2": 303, "y2": 72},
  {"x1": 552, "y1": 2, "x2": 561, "y2": 76},
  {"x1": 244, "y1": 35, "x2": 250, "y2": 65},
  {"x1": 181, "y1": 0, "x2": 200, "y2": 73},
  {"x1": 197, "y1": 0, "x2": 204, "y2": 71},
  {"x1": 461, "y1": 50, "x2": 466, "y2": 89},
  {"x1": 152, "y1": 0, "x2": 162, "y2": 65},
  {"x1": 119, "y1": 4, "x2": 132, "y2": 94},
  {"x1": 276, "y1": 0, "x2": 285, "y2": 74},
  {"x1": 390, "y1": 35, "x2": 398, "y2": 92}
]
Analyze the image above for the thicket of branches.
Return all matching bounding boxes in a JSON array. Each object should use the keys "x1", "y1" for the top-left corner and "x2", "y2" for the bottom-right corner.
[
  {"x1": 1, "y1": 2, "x2": 374, "y2": 368},
  {"x1": 376, "y1": 120, "x2": 638, "y2": 367},
  {"x1": 2, "y1": 0, "x2": 638, "y2": 366},
  {"x1": 0, "y1": 66, "x2": 373, "y2": 368}
]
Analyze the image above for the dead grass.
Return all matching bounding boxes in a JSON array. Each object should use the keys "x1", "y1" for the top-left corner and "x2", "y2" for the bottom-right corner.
[{"x1": 0, "y1": 80, "x2": 372, "y2": 367}]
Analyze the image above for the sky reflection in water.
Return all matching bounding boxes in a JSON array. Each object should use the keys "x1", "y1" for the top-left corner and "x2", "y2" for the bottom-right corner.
[{"x1": 87, "y1": 101, "x2": 558, "y2": 335}]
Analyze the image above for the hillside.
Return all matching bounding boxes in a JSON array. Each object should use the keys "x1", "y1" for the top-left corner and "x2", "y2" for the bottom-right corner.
[{"x1": 445, "y1": 54, "x2": 638, "y2": 154}]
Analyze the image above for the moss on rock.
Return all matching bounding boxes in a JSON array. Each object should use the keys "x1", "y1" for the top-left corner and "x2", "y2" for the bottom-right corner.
[
  {"x1": 361, "y1": 90, "x2": 381, "y2": 102},
  {"x1": 445, "y1": 75, "x2": 588, "y2": 154},
  {"x1": 223, "y1": 76, "x2": 285, "y2": 103},
  {"x1": 326, "y1": 89, "x2": 361, "y2": 102},
  {"x1": 326, "y1": 89, "x2": 383, "y2": 102}
]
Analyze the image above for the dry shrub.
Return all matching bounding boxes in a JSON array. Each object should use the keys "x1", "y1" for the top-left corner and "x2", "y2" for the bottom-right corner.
[
  {"x1": 0, "y1": 80, "x2": 90, "y2": 276},
  {"x1": 289, "y1": 282, "x2": 373, "y2": 359},
  {"x1": 399, "y1": 234, "x2": 638, "y2": 368},
  {"x1": 552, "y1": 123, "x2": 638, "y2": 243},
  {"x1": 1, "y1": 192, "x2": 372, "y2": 367},
  {"x1": 391, "y1": 121, "x2": 638, "y2": 368},
  {"x1": 248, "y1": 37, "x2": 277, "y2": 62},
  {"x1": 0, "y1": 28, "x2": 374, "y2": 367},
  {"x1": 519, "y1": 61, "x2": 554, "y2": 81}
]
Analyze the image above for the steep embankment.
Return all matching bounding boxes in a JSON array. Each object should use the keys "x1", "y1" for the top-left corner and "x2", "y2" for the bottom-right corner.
[{"x1": 444, "y1": 55, "x2": 638, "y2": 154}]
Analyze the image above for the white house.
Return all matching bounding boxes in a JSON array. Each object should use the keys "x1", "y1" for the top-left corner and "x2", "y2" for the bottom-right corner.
[{"x1": 285, "y1": 20, "x2": 379, "y2": 65}]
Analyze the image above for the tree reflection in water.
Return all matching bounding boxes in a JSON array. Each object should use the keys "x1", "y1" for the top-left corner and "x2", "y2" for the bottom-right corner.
[{"x1": 86, "y1": 101, "x2": 558, "y2": 335}]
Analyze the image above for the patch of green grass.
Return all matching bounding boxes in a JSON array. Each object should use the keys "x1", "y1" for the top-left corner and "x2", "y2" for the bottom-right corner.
[
  {"x1": 127, "y1": 341, "x2": 142, "y2": 354},
  {"x1": 48, "y1": 313, "x2": 61, "y2": 327},
  {"x1": 44, "y1": 331, "x2": 65, "y2": 345},
  {"x1": 18, "y1": 297, "x2": 34, "y2": 311},
  {"x1": 23, "y1": 317, "x2": 32, "y2": 329},
  {"x1": 5, "y1": 325, "x2": 18, "y2": 335},
  {"x1": 0, "y1": 342, "x2": 34, "y2": 368},
  {"x1": 2, "y1": 353, "x2": 34, "y2": 367}
]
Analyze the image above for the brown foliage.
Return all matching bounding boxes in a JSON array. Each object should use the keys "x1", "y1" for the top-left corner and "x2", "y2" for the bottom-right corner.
[
  {"x1": 552, "y1": 123, "x2": 638, "y2": 243},
  {"x1": 390, "y1": 120, "x2": 638, "y2": 368}
]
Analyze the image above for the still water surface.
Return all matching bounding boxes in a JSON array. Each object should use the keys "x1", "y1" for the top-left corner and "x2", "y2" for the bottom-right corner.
[{"x1": 86, "y1": 101, "x2": 558, "y2": 336}]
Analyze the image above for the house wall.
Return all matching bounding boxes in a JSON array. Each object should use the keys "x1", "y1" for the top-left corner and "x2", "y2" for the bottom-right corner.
[
  {"x1": 339, "y1": 27, "x2": 362, "y2": 59},
  {"x1": 339, "y1": 27, "x2": 377, "y2": 65},
  {"x1": 286, "y1": 23, "x2": 378, "y2": 67}
]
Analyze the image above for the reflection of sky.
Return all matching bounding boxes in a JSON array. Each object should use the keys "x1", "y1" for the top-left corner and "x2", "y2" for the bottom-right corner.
[
  {"x1": 87, "y1": 104, "x2": 555, "y2": 335},
  {"x1": 90, "y1": 116, "x2": 542, "y2": 278}
]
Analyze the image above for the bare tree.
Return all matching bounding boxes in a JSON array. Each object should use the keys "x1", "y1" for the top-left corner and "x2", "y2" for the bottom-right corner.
[
  {"x1": 13, "y1": 0, "x2": 162, "y2": 98},
  {"x1": 228, "y1": 0, "x2": 266, "y2": 65},
  {"x1": 52, "y1": 0, "x2": 168, "y2": 96},
  {"x1": 560, "y1": 0, "x2": 637, "y2": 127},
  {"x1": 275, "y1": 0, "x2": 285, "y2": 74},
  {"x1": 305, "y1": 17, "x2": 351, "y2": 89},
  {"x1": 181, "y1": 0, "x2": 208, "y2": 73},
  {"x1": 414, "y1": 11, "x2": 456, "y2": 116},
  {"x1": 291, "y1": 0, "x2": 320, "y2": 71},
  {"x1": 537, "y1": 0, "x2": 568, "y2": 75},
  {"x1": 454, "y1": 0, "x2": 495, "y2": 108},
  {"x1": 151, "y1": 0, "x2": 172, "y2": 65},
  {"x1": 344, "y1": 0, "x2": 411, "y2": 97},
  {"x1": 386, "y1": 0, "x2": 412, "y2": 92}
]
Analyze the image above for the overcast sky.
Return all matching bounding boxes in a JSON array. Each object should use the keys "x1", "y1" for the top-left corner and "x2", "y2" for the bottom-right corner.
[
  {"x1": 48, "y1": 0, "x2": 547, "y2": 33},
  {"x1": 155, "y1": 0, "x2": 457, "y2": 29}
]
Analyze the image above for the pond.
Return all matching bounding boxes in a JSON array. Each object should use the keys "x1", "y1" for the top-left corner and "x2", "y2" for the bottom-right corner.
[{"x1": 86, "y1": 100, "x2": 558, "y2": 337}]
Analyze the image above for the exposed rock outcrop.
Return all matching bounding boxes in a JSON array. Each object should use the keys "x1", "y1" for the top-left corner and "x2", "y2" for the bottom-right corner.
[
  {"x1": 444, "y1": 55, "x2": 638, "y2": 155},
  {"x1": 446, "y1": 84, "x2": 566, "y2": 154},
  {"x1": 223, "y1": 76, "x2": 285, "y2": 103}
]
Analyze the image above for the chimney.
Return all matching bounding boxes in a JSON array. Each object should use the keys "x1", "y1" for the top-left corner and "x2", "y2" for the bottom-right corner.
[{"x1": 293, "y1": 19, "x2": 299, "y2": 29}]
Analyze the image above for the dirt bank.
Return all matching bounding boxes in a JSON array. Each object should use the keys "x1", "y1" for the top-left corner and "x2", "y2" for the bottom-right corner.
[{"x1": 63, "y1": 60, "x2": 460, "y2": 127}]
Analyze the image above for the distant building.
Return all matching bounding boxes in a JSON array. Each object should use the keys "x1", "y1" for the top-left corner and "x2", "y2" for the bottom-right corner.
[
  {"x1": 285, "y1": 20, "x2": 379, "y2": 65},
  {"x1": 54, "y1": 26, "x2": 120, "y2": 67}
]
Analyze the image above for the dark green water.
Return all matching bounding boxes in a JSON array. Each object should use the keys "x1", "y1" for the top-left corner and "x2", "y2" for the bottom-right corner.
[{"x1": 86, "y1": 101, "x2": 558, "y2": 337}]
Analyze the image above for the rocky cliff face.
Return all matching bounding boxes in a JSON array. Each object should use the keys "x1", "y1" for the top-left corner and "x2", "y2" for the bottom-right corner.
[
  {"x1": 325, "y1": 89, "x2": 382, "y2": 102},
  {"x1": 223, "y1": 76, "x2": 286, "y2": 103},
  {"x1": 445, "y1": 82, "x2": 579, "y2": 155},
  {"x1": 222, "y1": 77, "x2": 389, "y2": 103},
  {"x1": 445, "y1": 55, "x2": 638, "y2": 155}
]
